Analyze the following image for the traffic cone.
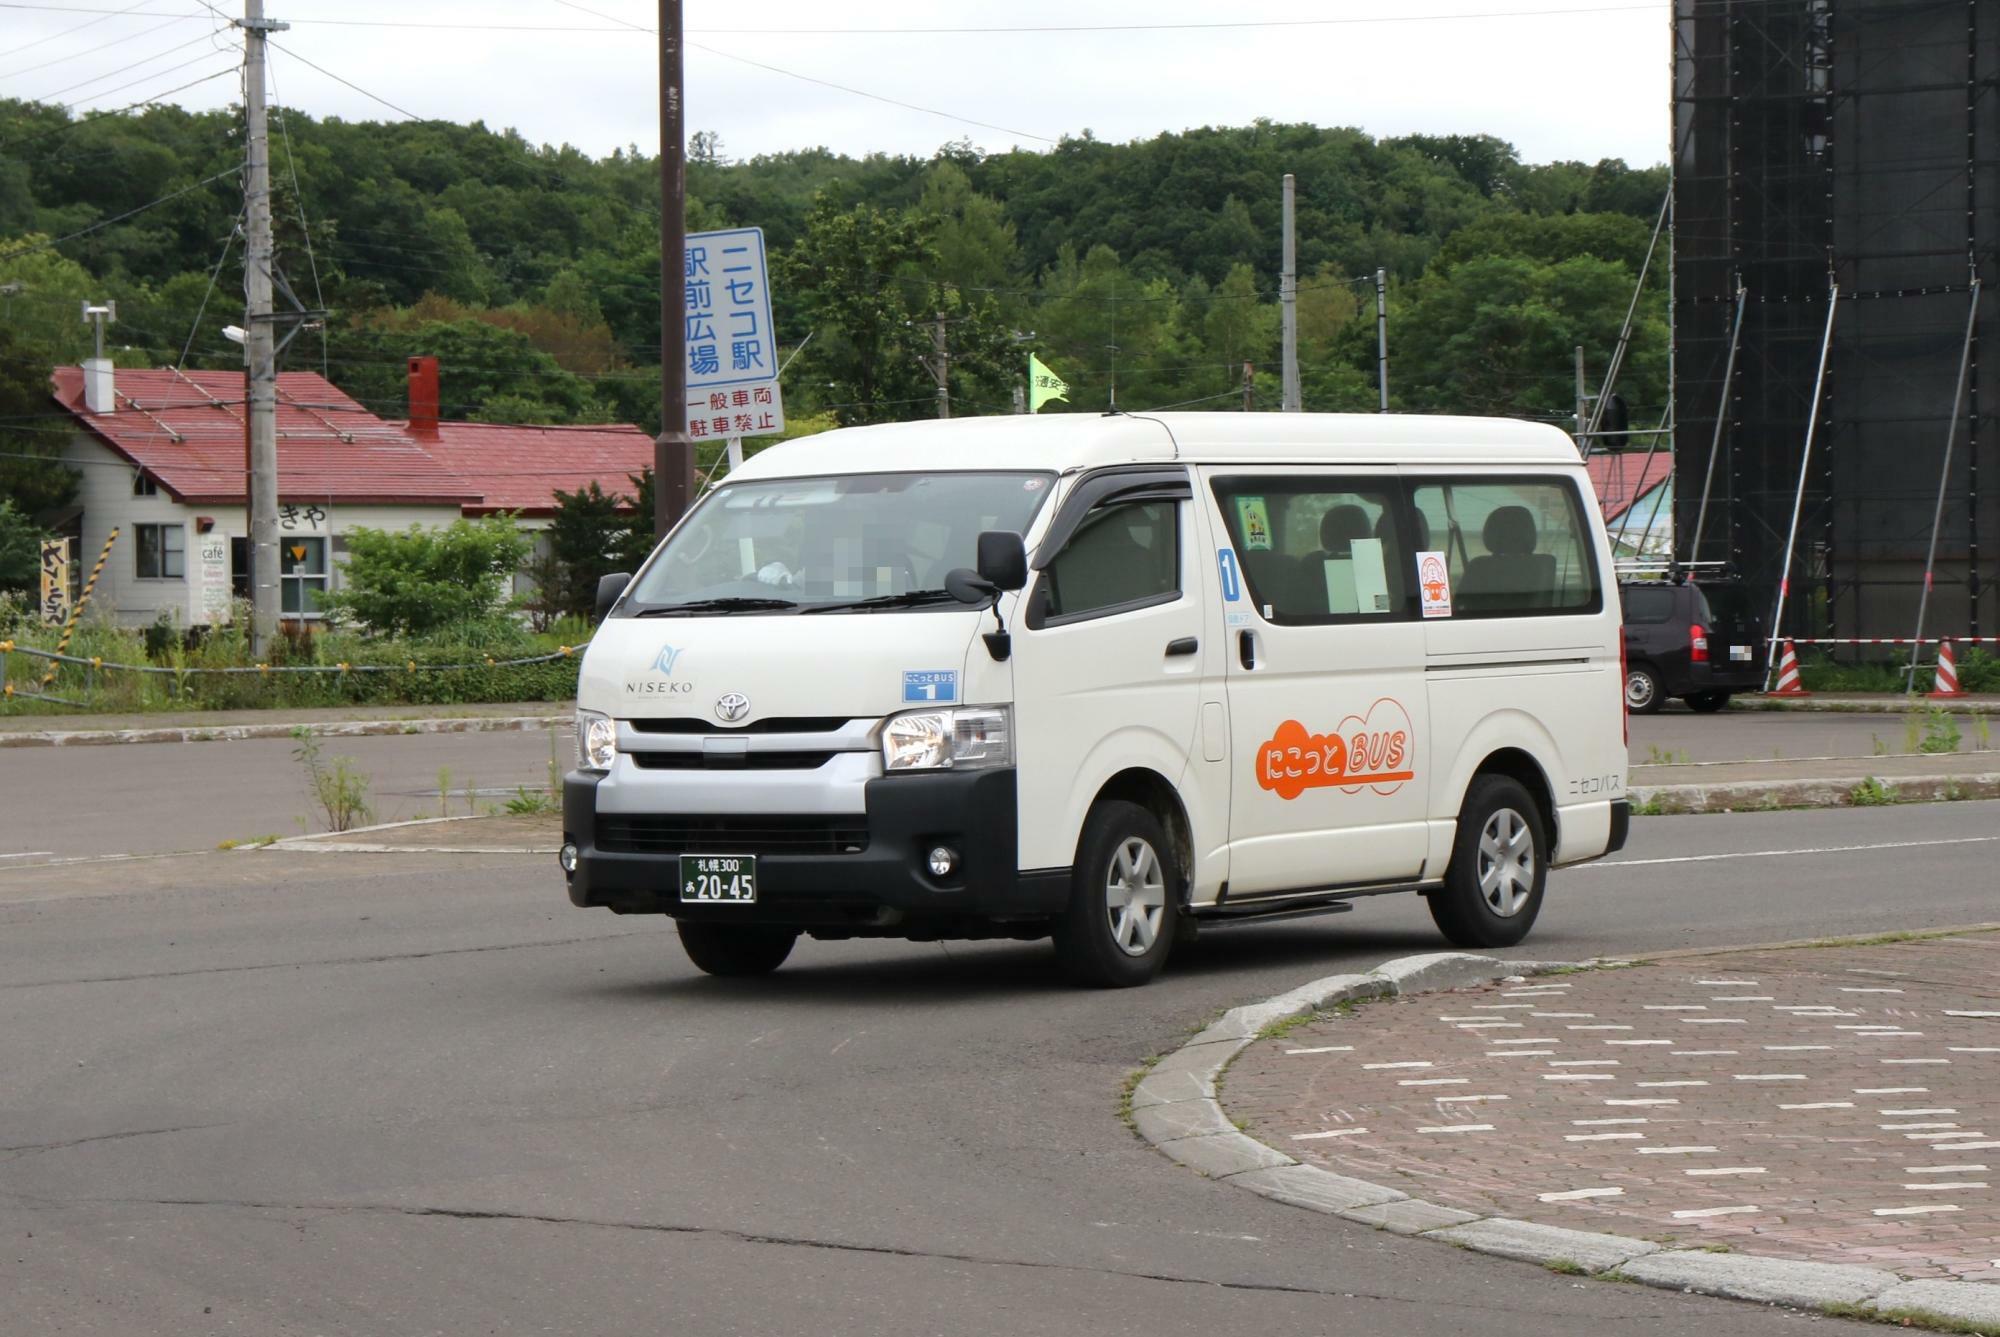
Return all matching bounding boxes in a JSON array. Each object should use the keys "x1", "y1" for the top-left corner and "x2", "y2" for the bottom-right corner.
[
  {"x1": 1929, "y1": 639, "x2": 1963, "y2": 699},
  {"x1": 1769, "y1": 640, "x2": 1810, "y2": 697}
]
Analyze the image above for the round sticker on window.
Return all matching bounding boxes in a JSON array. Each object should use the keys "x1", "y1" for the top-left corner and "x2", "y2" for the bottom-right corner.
[{"x1": 1024, "y1": 478, "x2": 1047, "y2": 492}]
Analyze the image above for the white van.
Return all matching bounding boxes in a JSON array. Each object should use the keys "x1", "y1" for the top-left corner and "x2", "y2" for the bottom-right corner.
[{"x1": 562, "y1": 413, "x2": 1629, "y2": 987}]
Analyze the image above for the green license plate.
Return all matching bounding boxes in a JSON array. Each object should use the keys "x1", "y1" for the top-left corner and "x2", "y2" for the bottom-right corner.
[{"x1": 679, "y1": 854, "x2": 757, "y2": 905}]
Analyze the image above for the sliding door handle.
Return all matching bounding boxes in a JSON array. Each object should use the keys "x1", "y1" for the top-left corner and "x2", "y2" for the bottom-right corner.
[
  {"x1": 1238, "y1": 629, "x2": 1257, "y2": 670},
  {"x1": 1165, "y1": 636, "x2": 1198, "y2": 657}
]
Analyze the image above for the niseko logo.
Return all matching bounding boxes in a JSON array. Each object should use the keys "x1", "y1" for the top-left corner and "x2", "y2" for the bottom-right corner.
[{"x1": 627, "y1": 643, "x2": 694, "y2": 695}]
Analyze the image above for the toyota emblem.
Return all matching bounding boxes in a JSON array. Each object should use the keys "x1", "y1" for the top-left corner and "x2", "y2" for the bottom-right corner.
[{"x1": 715, "y1": 692, "x2": 751, "y2": 723}]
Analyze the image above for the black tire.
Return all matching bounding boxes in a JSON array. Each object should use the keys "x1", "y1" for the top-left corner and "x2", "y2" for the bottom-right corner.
[
  {"x1": 1684, "y1": 690, "x2": 1731, "y2": 714},
  {"x1": 677, "y1": 921, "x2": 798, "y2": 977},
  {"x1": 1053, "y1": 800, "x2": 1180, "y2": 988},
  {"x1": 1427, "y1": 775, "x2": 1547, "y2": 949},
  {"x1": 1625, "y1": 664, "x2": 1665, "y2": 714}
]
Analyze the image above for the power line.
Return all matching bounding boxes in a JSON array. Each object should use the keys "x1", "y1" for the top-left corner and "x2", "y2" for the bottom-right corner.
[
  {"x1": 263, "y1": 37, "x2": 425, "y2": 122},
  {"x1": 0, "y1": 0, "x2": 158, "y2": 60},
  {"x1": 0, "y1": 164, "x2": 243, "y2": 261},
  {"x1": 25, "y1": 28, "x2": 232, "y2": 103},
  {"x1": 0, "y1": 66, "x2": 238, "y2": 148},
  {"x1": 0, "y1": 11, "x2": 193, "y2": 81}
]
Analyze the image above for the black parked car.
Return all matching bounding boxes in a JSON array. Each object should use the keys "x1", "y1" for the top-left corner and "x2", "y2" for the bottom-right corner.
[{"x1": 1618, "y1": 577, "x2": 1766, "y2": 713}]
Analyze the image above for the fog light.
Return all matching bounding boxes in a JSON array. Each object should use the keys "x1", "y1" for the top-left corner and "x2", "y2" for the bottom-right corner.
[
  {"x1": 559, "y1": 842, "x2": 579, "y2": 874},
  {"x1": 926, "y1": 846, "x2": 958, "y2": 879}
]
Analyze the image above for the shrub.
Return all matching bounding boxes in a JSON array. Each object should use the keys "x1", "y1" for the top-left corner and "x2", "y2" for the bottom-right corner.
[{"x1": 320, "y1": 515, "x2": 532, "y2": 638}]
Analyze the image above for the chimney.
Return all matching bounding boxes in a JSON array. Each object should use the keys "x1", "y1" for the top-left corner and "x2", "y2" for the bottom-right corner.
[
  {"x1": 82, "y1": 358, "x2": 115, "y2": 413},
  {"x1": 407, "y1": 355, "x2": 439, "y2": 440}
]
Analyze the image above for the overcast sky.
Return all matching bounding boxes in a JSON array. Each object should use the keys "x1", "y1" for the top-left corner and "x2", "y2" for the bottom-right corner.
[{"x1": 9, "y1": 1, "x2": 1672, "y2": 168}]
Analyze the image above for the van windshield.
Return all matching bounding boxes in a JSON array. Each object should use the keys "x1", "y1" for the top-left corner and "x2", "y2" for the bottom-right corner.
[{"x1": 623, "y1": 471, "x2": 1056, "y2": 614}]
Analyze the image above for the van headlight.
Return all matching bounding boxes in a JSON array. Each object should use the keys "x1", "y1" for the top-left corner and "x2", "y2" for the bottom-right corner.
[
  {"x1": 881, "y1": 705, "x2": 1012, "y2": 772},
  {"x1": 577, "y1": 709, "x2": 617, "y2": 771}
]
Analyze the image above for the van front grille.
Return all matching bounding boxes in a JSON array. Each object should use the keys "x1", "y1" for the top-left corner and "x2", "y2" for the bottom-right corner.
[
  {"x1": 628, "y1": 751, "x2": 838, "y2": 771},
  {"x1": 596, "y1": 815, "x2": 869, "y2": 856}
]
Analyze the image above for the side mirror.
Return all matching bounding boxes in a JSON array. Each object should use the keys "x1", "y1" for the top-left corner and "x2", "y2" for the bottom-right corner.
[
  {"x1": 595, "y1": 571, "x2": 632, "y2": 621},
  {"x1": 975, "y1": 530, "x2": 1027, "y2": 592}
]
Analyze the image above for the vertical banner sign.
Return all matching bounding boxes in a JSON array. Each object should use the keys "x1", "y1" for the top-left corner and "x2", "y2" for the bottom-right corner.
[
  {"x1": 195, "y1": 533, "x2": 231, "y2": 625},
  {"x1": 39, "y1": 538, "x2": 71, "y2": 626},
  {"x1": 684, "y1": 226, "x2": 786, "y2": 445}
]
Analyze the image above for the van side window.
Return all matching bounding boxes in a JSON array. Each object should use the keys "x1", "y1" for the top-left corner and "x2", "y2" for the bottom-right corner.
[
  {"x1": 1210, "y1": 479, "x2": 1408, "y2": 623},
  {"x1": 1036, "y1": 500, "x2": 1180, "y2": 623},
  {"x1": 1408, "y1": 478, "x2": 1600, "y2": 617},
  {"x1": 1621, "y1": 585, "x2": 1677, "y2": 624}
]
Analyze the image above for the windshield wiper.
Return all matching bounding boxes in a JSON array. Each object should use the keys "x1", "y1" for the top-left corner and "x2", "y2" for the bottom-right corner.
[
  {"x1": 632, "y1": 597, "x2": 799, "y2": 616},
  {"x1": 802, "y1": 588, "x2": 962, "y2": 613}
]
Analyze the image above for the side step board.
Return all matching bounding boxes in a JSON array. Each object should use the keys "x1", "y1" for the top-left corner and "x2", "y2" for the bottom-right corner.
[{"x1": 1190, "y1": 897, "x2": 1357, "y2": 926}]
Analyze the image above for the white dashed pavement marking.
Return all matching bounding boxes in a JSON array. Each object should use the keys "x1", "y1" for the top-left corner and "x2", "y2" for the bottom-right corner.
[
  {"x1": 1874, "y1": 1205, "x2": 1962, "y2": 1216},
  {"x1": 1291, "y1": 1128, "x2": 1370, "y2": 1140},
  {"x1": 1672, "y1": 1205, "x2": 1762, "y2": 1218},
  {"x1": 1417, "y1": 1124, "x2": 1494, "y2": 1134},
  {"x1": 1685, "y1": 1167, "x2": 1767, "y2": 1176},
  {"x1": 1539, "y1": 1187, "x2": 1623, "y2": 1202}
]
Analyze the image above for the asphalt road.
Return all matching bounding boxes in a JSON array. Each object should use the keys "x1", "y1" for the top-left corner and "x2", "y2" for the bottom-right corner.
[
  {"x1": 5, "y1": 801, "x2": 1997, "y2": 1336},
  {"x1": 5, "y1": 708, "x2": 1987, "y2": 862}
]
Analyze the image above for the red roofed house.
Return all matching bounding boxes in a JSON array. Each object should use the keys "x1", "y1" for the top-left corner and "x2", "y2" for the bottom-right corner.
[
  {"x1": 1584, "y1": 449, "x2": 1674, "y2": 559},
  {"x1": 49, "y1": 356, "x2": 654, "y2": 627}
]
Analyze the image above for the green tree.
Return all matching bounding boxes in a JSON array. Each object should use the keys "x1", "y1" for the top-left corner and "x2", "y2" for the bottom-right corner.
[
  {"x1": 529, "y1": 480, "x2": 633, "y2": 622},
  {"x1": 780, "y1": 196, "x2": 936, "y2": 425},
  {"x1": 0, "y1": 324, "x2": 79, "y2": 520},
  {"x1": 0, "y1": 498, "x2": 45, "y2": 596},
  {"x1": 321, "y1": 515, "x2": 533, "y2": 638}
]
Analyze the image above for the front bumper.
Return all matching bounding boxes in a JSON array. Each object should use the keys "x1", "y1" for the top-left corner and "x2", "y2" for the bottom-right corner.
[{"x1": 561, "y1": 766, "x2": 1067, "y2": 930}]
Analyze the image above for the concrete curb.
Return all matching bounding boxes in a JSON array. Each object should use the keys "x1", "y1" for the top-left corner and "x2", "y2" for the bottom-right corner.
[
  {"x1": 1134, "y1": 951, "x2": 2000, "y2": 1329},
  {"x1": 0, "y1": 714, "x2": 567, "y2": 749},
  {"x1": 1630, "y1": 770, "x2": 2000, "y2": 814}
]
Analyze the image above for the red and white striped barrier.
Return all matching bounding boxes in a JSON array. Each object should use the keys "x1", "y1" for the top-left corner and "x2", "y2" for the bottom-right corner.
[
  {"x1": 1769, "y1": 640, "x2": 1809, "y2": 697},
  {"x1": 1778, "y1": 636, "x2": 2000, "y2": 646},
  {"x1": 1930, "y1": 640, "x2": 1963, "y2": 699}
]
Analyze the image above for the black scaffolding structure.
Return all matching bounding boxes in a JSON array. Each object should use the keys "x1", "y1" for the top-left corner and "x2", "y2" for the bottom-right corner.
[{"x1": 1673, "y1": 0, "x2": 2000, "y2": 645}]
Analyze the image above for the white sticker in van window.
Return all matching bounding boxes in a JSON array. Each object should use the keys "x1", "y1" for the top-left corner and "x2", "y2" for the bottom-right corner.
[{"x1": 1418, "y1": 551, "x2": 1453, "y2": 618}]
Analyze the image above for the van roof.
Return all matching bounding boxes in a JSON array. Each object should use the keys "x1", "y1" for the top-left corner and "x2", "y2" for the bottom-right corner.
[{"x1": 728, "y1": 412, "x2": 1579, "y2": 481}]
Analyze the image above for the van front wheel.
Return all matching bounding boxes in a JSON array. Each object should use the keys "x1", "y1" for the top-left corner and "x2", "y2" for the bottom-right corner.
[
  {"x1": 1428, "y1": 775, "x2": 1546, "y2": 949},
  {"x1": 1054, "y1": 801, "x2": 1179, "y2": 988},
  {"x1": 677, "y1": 921, "x2": 798, "y2": 977}
]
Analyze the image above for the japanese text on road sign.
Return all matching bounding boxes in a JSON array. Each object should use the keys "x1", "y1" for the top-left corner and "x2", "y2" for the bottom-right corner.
[{"x1": 685, "y1": 226, "x2": 786, "y2": 441}]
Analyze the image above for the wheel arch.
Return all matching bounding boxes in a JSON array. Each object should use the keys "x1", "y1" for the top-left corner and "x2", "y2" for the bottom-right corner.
[
  {"x1": 1466, "y1": 747, "x2": 1557, "y2": 853},
  {"x1": 1087, "y1": 767, "x2": 1195, "y2": 907}
]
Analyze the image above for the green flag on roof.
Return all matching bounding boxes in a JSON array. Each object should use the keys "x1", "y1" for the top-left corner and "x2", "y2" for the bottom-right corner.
[{"x1": 1027, "y1": 353, "x2": 1069, "y2": 413}]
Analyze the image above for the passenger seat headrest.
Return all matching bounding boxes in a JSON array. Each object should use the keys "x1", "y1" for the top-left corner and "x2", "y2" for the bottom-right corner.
[
  {"x1": 1319, "y1": 504, "x2": 1372, "y2": 555},
  {"x1": 1483, "y1": 505, "x2": 1538, "y2": 556}
]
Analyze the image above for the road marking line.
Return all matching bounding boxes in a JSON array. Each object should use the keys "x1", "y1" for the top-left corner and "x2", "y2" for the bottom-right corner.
[
  {"x1": 1881, "y1": 1123, "x2": 1960, "y2": 1130},
  {"x1": 1881, "y1": 1059, "x2": 1950, "y2": 1065},
  {"x1": 0, "y1": 851, "x2": 54, "y2": 861},
  {"x1": 1780, "y1": 1102, "x2": 1855, "y2": 1110},
  {"x1": 1542, "y1": 1073, "x2": 1616, "y2": 1081},
  {"x1": 1765, "y1": 1045, "x2": 1833, "y2": 1051},
  {"x1": 1606, "y1": 1098, "x2": 1679, "y2": 1106},
  {"x1": 1907, "y1": 1132, "x2": 1987, "y2": 1141},
  {"x1": 1673, "y1": 1206, "x2": 1761, "y2": 1219},
  {"x1": 1436, "y1": 1094, "x2": 1509, "y2": 1103},
  {"x1": 1882, "y1": 1109, "x2": 1958, "y2": 1116},
  {"x1": 1929, "y1": 1141, "x2": 2000, "y2": 1151},
  {"x1": 1944, "y1": 1011, "x2": 2000, "y2": 1018},
  {"x1": 1567, "y1": 1132, "x2": 1644, "y2": 1141},
  {"x1": 1363, "y1": 1062, "x2": 1433, "y2": 1070},
  {"x1": 1568, "y1": 1024, "x2": 1634, "y2": 1031},
  {"x1": 1906, "y1": 1165, "x2": 1989, "y2": 1173},
  {"x1": 1417, "y1": 1124, "x2": 1494, "y2": 1134},
  {"x1": 1548, "y1": 1059, "x2": 1620, "y2": 1067},
  {"x1": 1502, "y1": 986, "x2": 1571, "y2": 996},
  {"x1": 1540, "y1": 1188, "x2": 1623, "y2": 1202},
  {"x1": 1714, "y1": 995, "x2": 1775, "y2": 1001},
  {"x1": 1637, "y1": 1080, "x2": 1708, "y2": 1088},
  {"x1": 1399, "y1": 1078, "x2": 1470, "y2": 1086},
  {"x1": 1683, "y1": 1018, "x2": 1747, "y2": 1025},
  {"x1": 1838, "y1": 1025, "x2": 1905, "y2": 1031},
  {"x1": 1856, "y1": 1087, "x2": 1929, "y2": 1094},
  {"x1": 1454, "y1": 1021, "x2": 1525, "y2": 1029},
  {"x1": 1470, "y1": 1004, "x2": 1537, "y2": 1010},
  {"x1": 1292, "y1": 1128, "x2": 1369, "y2": 1140},
  {"x1": 1903, "y1": 1183, "x2": 1987, "y2": 1191},
  {"x1": 1488, "y1": 1037, "x2": 1561, "y2": 1045},
  {"x1": 1695, "y1": 978, "x2": 1760, "y2": 985},
  {"x1": 1842, "y1": 987, "x2": 1906, "y2": 994},
  {"x1": 1733, "y1": 1074, "x2": 1807, "y2": 1081},
  {"x1": 1874, "y1": 1205, "x2": 1962, "y2": 1216},
  {"x1": 1672, "y1": 1050, "x2": 1739, "y2": 1056},
  {"x1": 1573, "y1": 1117, "x2": 1649, "y2": 1125},
  {"x1": 1686, "y1": 1167, "x2": 1766, "y2": 1176},
  {"x1": 1605, "y1": 1040, "x2": 1673, "y2": 1046},
  {"x1": 1644, "y1": 1005, "x2": 1708, "y2": 1011},
  {"x1": 1582, "y1": 835, "x2": 2000, "y2": 870},
  {"x1": 1486, "y1": 1049, "x2": 1557, "y2": 1057},
  {"x1": 1949, "y1": 1047, "x2": 2000, "y2": 1054},
  {"x1": 1530, "y1": 1012, "x2": 1594, "y2": 1019},
  {"x1": 1285, "y1": 1046, "x2": 1354, "y2": 1055},
  {"x1": 1638, "y1": 1146, "x2": 1719, "y2": 1155},
  {"x1": 1776, "y1": 1006, "x2": 1857, "y2": 1014}
]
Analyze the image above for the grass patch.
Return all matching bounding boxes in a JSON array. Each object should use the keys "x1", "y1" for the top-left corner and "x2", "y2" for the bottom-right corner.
[
  {"x1": 1821, "y1": 1301, "x2": 1991, "y2": 1335},
  {"x1": 1849, "y1": 776, "x2": 1895, "y2": 807},
  {"x1": 1118, "y1": 1054, "x2": 1164, "y2": 1134},
  {"x1": 1795, "y1": 926, "x2": 1994, "y2": 950},
  {"x1": 1544, "y1": 1259, "x2": 1589, "y2": 1276}
]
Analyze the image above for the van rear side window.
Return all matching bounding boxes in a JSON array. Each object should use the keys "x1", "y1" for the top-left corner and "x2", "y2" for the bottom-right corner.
[{"x1": 1409, "y1": 478, "x2": 1600, "y2": 617}]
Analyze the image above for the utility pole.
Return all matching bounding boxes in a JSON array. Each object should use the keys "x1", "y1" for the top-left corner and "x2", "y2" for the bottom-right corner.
[
  {"x1": 931, "y1": 313, "x2": 950, "y2": 418},
  {"x1": 1242, "y1": 361, "x2": 1255, "y2": 413},
  {"x1": 1574, "y1": 345, "x2": 1589, "y2": 453},
  {"x1": 1280, "y1": 174, "x2": 1300, "y2": 412},
  {"x1": 238, "y1": 0, "x2": 286, "y2": 656},
  {"x1": 654, "y1": 0, "x2": 694, "y2": 538},
  {"x1": 1374, "y1": 268, "x2": 1389, "y2": 413}
]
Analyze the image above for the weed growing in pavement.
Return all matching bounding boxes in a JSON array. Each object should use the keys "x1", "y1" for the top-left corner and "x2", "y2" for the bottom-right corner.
[
  {"x1": 435, "y1": 766, "x2": 453, "y2": 818},
  {"x1": 1543, "y1": 1259, "x2": 1588, "y2": 1276},
  {"x1": 290, "y1": 727, "x2": 374, "y2": 832},
  {"x1": 1917, "y1": 707, "x2": 1962, "y2": 754},
  {"x1": 1974, "y1": 714, "x2": 1994, "y2": 750},
  {"x1": 1871, "y1": 732, "x2": 1888, "y2": 756},
  {"x1": 1628, "y1": 793, "x2": 1666, "y2": 816},
  {"x1": 1848, "y1": 776, "x2": 1894, "y2": 806},
  {"x1": 1821, "y1": 1300, "x2": 1987, "y2": 1334},
  {"x1": 1642, "y1": 744, "x2": 1691, "y2": 766},
  {"x1": 1118, "y1": 1055, "x2": 1164, "y2": 1133},
  {"x1": 504, "y1": 786, "x2": 557, "y2": 815}
]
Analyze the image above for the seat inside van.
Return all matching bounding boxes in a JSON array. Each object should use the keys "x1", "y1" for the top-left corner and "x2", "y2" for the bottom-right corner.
[{"x1": 1458, "y1": 505, "x2": 1557, "y2": 611}]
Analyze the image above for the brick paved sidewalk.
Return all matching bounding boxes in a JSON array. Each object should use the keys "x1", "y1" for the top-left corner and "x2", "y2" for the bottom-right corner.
[{"x1": 1223, "y1": 932, "x2": 2000, "y2": 1282}]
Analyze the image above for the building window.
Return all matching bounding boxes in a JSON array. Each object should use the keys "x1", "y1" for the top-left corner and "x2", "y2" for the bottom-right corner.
[
  {"x1": 132, "y1": 470, "x2": 158, "y2": 497},
  {"x1": 135, "y1": 522, "x2": 185, "y2": 579},
  {"x1": 281, "y1": 536, "x2": 330, "y2": 617}
]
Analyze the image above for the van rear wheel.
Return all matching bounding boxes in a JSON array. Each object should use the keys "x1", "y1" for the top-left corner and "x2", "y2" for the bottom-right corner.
[
  {"x1": 1428, "y1": 775, "x2": 1546, "y2": 949},
  {"x1": 677, "y1": 921, "x2": 798, "y2": 977},
  {"x1": 1053, "y1": 800, "x2": 1179, "y2": 988}
]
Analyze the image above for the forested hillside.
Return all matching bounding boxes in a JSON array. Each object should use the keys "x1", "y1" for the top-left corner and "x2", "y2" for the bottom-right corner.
[{"x1": 2, "y1": 100, "x2": 1667, "y2": 482}]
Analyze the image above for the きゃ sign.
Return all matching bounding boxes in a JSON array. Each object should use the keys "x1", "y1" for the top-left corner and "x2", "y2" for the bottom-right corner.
[
  {"x1": 1256, "y1": 698, "x2": 1416, "y2": 800},
  {"x1": 1417, "y1": 551, "x2": 1453, "y2": 618},
  {"x1": 684, "y1": 226, "x2": 786, "y2": 442}
]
